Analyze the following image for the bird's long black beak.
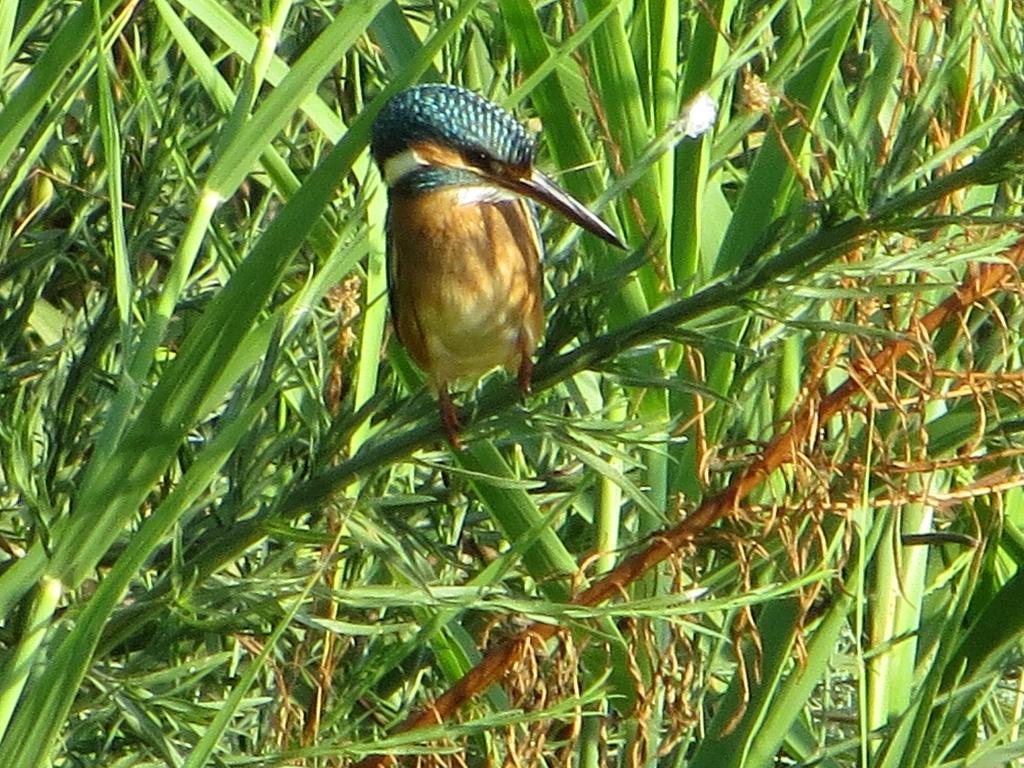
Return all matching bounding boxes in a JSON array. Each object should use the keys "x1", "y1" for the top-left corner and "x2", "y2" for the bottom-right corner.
[{"x1": 509, "y1": 169, "x2": 625, "y2": 249}]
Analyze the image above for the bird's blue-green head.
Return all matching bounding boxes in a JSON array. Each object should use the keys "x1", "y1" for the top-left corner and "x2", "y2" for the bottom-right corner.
[
  {"x1": 371, "y1": 83, "x2": 534, "y2": 188},
  {"x1": 370, "y1": 83, "x2": 624, "y2": 248}
]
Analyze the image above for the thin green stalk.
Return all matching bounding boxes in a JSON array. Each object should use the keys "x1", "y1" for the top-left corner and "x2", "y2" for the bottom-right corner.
[{"x1": 0, "y1": 577, "x2": 62, "y2": 742}]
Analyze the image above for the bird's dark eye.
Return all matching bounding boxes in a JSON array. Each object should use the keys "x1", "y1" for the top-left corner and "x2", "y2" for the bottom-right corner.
[{"x1": 464, "y1": 149, "x2": 493, "y2": 171}]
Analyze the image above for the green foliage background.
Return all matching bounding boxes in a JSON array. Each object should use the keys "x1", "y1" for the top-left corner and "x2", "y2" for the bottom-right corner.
[{"x1": 1, "y1": 0, "x2": 1023, "y2": 765}]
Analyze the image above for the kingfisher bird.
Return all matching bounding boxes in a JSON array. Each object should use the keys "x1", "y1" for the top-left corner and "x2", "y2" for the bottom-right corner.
[{"x1": 370, "y1": 83, "x2": 624, "y2": 448}]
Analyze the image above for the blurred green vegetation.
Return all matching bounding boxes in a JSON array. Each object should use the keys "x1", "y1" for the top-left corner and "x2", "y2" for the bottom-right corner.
[{"x1": 1, "y1": 0, "x2": 1023, "y2": 765}]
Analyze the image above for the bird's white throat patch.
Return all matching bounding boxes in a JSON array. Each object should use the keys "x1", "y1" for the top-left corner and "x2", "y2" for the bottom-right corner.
[
  {"x1": 450, "y1": 186, "x2": 518, "y2": 205},
  {"x1": 382, "y1": 148, "x2": 427, "y2": 187}
]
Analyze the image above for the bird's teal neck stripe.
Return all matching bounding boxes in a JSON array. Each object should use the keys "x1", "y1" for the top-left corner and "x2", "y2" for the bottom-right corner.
[{"x1": 388, "y1": 166, "x2": 484, "y2": 196}]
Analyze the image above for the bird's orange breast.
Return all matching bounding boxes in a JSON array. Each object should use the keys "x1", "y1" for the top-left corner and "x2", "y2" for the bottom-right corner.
[{"x1": 387, "y1": 188, "x2": 544, "y2": 388}]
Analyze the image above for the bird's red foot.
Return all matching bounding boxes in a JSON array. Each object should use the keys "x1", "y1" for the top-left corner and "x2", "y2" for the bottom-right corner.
[
  {"x1": 438, "y1": 387, "x2": 463, "y2": 450},
  {"x1": 517, "y1": 356, "x2": 534, "y2": 396}
]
